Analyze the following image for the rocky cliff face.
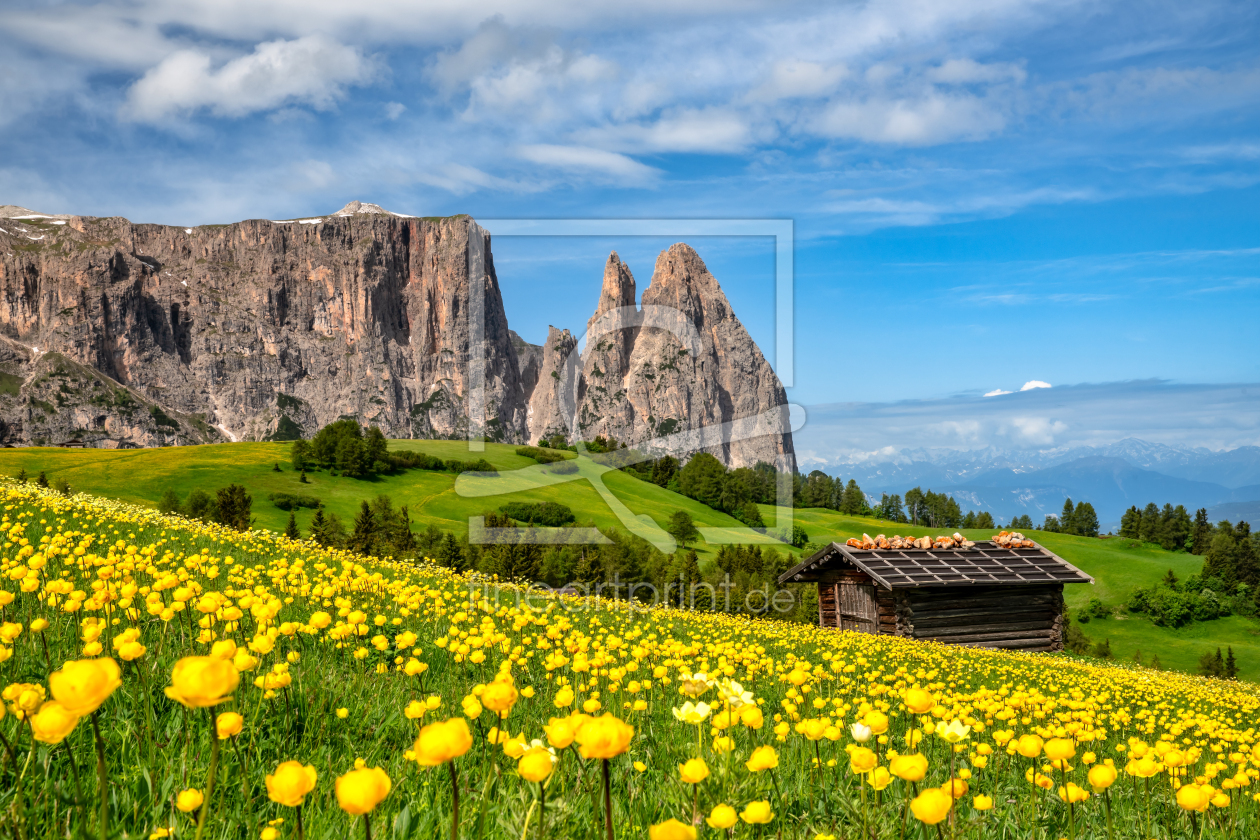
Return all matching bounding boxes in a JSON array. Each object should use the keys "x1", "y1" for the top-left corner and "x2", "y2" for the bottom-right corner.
[
  {"x1": 0, "y1": 204, "x2": 792, "y2": 467},
  {"x1": 571, "y1": 244, "x2": 794, "y2": 470},
  {"x1": 0, "y1": 205, "x2": 526, "y2": 446}
]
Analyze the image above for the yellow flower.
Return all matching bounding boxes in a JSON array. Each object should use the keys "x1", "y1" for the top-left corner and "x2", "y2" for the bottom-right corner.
[
  {"x1": 482, "y1": 680, "x2": 519, "y2": 714},
  {"x1": 672, "y1": 701, "x2": 712, "y2": 724},
  {"x1": 1044, "y1": 738, "x2": 1076, "y2": 761},
  {"x1": 1058, "y1": 783, "x2": 1090, "y2": 804},
  {"x1": 413, "y1": 718, "x2": 474, "y2": 766},
  {"x1": 575, "y1": 714, "x2": 634, "y2": 760},
  {"x1": 739, "y1": 800, "x2": 774, "y2": 825},
  {"x1": 740, "y1": 705, "x2": 764, "y2": 729},
  {"x1": 1177, "y1": 784, "x2": 1211, "y2": 813},
  {"x1": 706, "y1": 804, "x2": 737, "y2": 829},
  {"x1": 518, "y1": 747, "x2": 555, "y2": 782},
  {"x1": 1088, "y1": 764, "x2": 1117, "y2": 792},
  {"x1": 265, "y1": 761, "x2": 318, "y2": 807},
  {"x1": 904, "y1": 688, "x2": 935, "y2": 714},
  {"x1": 867, "y1": 766, "x2": 894, "y2": 791},
  {"x1": 910, "y1": 788, "x2": 953, "y2": 825},
  {"x1": 1126, "y1": 757, "x2": 1162, "y2": 778},
  {"x1": 176, "y1": 789, "x2": 204, "y2": 813},
  {"x1": 746, "y1": 745, "x2": 779, "y2": 772},
  {"x1": 48, "y1": 658, "x2": 121, "y2": 716},
  {"x1": 849, "y1": 747, "x2": 878, "y2": 774},
  {"x1": 336, "y1": 708, "x2": 349, "y2": 719},
  {"x1": 973, "y1": 794, "x2": 994, "y2": 811},
  {"x1": 260, "y1": 830, "x2": 278, "y2": 840},
  {"x1": 862, "y1": 710, "x2": 889, "y2": 735},
  {"x1": 649, "y1": 819, "x2": 697, "y2": 840},
  {"x1": 1015, "y1": 734, "x2": 1044, "y2": 758},
  {"x1": 544, "y1": 715, "x2": 581, "y2": 749},
  {"x1": 30, "y1": 701, "x2": 80, "y2": 744},
  {"x1": 890, "y1": 753, "x2": 928, "y2": 782},
  {"x1": 216, "y1": 712, "x2": 243, "y2": 740},
  {"x1": 938, "y1": 719, "x2": 971, "y2": 744},
  {"x1": 335, "y1": 766, "x2": 392, "y2": 815},
  {"x1": 165, "y1": 657, "x2": 240, "y2": 709},
  {"x1": 678, "y1": 758, "x2": 710, "y2": 784}
]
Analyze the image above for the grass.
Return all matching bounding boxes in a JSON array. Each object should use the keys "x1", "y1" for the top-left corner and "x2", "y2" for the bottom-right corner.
[
  {"x1": 0, "y1": 442, "x2": 1250, "y2": 680},
  {"x1": 2, "y1": 482, "x2": 1259, "y2": 840}
]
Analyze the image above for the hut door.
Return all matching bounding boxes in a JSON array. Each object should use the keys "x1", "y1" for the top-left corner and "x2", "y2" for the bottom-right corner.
[{"x1": 837, "y1": 583, "x2": 878, "y2": 634}]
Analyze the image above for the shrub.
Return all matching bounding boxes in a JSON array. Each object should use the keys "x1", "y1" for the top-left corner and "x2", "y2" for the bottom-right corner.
[
  {"x1": 516, "y1": 445, "x2": 570, "y2": 464},
  {"x1": 498, "y1": 502, "x2": 576, "y2": 527},
  {"x1": 268, "y1": 492, "x2": 323, "y2": 511}
]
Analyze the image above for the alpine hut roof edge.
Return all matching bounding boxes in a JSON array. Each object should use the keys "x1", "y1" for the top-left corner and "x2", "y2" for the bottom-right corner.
[{"x1": 777, "y1": 539, "x2": 1094, "y2": 589}]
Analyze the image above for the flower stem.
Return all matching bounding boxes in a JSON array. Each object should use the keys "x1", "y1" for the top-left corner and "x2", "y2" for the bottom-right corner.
[
  {"x1": 364, "y1": 812, "x2": 373, "y2": 840},
  {"x1": 449, "y1": 760, "x2": 461, "y2": 840},
  {"x1": 91, "y1": 711, "x2": 108, "y2": 840},
  {"x1": 602, "y1": 759, "x2": 614, "y2": 840},
  {"x1": 193, "y1": 720, "x2": 221, "y2": 840},
  {"x1": 538, "y1": 780, "x2": 546, "y2": 840}
]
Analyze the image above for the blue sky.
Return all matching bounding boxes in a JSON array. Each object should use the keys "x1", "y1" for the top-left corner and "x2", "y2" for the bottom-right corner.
[{"x1": 2, "y1": 0, "x2": 1257, "y2": 459}]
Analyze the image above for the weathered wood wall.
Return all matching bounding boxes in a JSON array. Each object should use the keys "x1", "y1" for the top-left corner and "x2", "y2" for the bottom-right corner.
[{"x1": 893, "y1": 584, "x2": 1065, "y2": 651}]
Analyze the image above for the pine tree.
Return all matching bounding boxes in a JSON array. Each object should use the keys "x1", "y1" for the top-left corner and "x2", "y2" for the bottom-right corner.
[
  {"x1": 299, "y1": 470, "x2": 308, "y2": 484},
  {"x1": 1150, "y1": 654, "x2": 1162, "y2": 671},
  {"x1": 438, "y1": 532, "x2": 463, "y2": 570},
  {"x1": 1060, "y1": 498, "x2": 1077, "y2": 535},
  {"x1": 840, "y1": 480, "x2": 865, "y2": 515},
  {"x1": 348, "y1": 501, "x2": 379, "y2": 555},
  {"x1": 1189, "y1": 508, "x2": 1212, "y2": 555},
  {"x1": 284, "y1": 512, "x2": 300, "y2": 540},
  {"x1": 1120, "y1": 506, "x2": 1142, "y2": 538},
  {"x1": 15, "y1": 469, "x2": 25, "y2": 483},
  {"x1": 1225, "y1": 647, "x2": 1239, "y2": 679},
  {"x1": 36, "y1": 471, "x2": 48, "y2": 488},
  {"x1": 273, "y1": 462, "x2": 281, "y2": 472},
  {"x1": 1139, "y1": 502, "x2": 1161, "y2": 542},
  {"x1": 215, "y1": 484, "x2": 252, "y2": 531},
  {"x1": 1074, "y1": 502, "x2": 1100, "y2": 537},
  {"x1": 976, "y1": 511, "x2": 995, "y2": 529},
  {"x1": 1132, "y1": 648, "x2": 1143, "y2": 665},
  {"x1": 309, "y1": 509, "x2": 331, "y2": 547}
]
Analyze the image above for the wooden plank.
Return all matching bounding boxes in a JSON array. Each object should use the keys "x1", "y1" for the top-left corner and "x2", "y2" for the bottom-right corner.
[
  {"x1": 906, "y1": 604, "x2": 1059, "y2": 622},
  {"x1": 911, "y1": 610, "x2": 1059, "y2": 628},
  {"x1": 915, "y1": 620, "x2": 1055, "y2": 638},
  {"x1": 916, "y1": 628, "x2": 1056, "y2": 644}
]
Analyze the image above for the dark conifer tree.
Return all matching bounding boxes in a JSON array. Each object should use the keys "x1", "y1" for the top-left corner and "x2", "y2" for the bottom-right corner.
[
  {"x1": 284, "y1": 512, "x2": 300, "y2": 540},
  {"x1": 1190, "y1": 508, "x2": 1212, "y2": 555},
  {"x1": 348, "y1": 501, "x2": 379, "y2": 555},
  {"x1": 1060, "y1": 498, "x2": 1077, "y2": 535}
]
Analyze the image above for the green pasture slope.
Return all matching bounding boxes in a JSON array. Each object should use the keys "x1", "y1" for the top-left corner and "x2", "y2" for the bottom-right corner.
[
  {"x1": 0, "y1": 441, "x2": 1253, "y2": 679},
  {"x1": 764, "y1": 503, "x2": 1259, "y2": 680},
  {"x1": 0, "y1": 441, "x2": 752, "y2": 560}
]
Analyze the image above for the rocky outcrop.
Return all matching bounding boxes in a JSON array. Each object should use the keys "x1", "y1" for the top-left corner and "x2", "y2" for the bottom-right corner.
[
  {"x1": 572, "y1": 244, "x2": 794, "y2": 470},
  {"x1": 0, "y1": 207, "x2": 526, "y2": 446},
  {"x1": 527, "y1": 326, "x2": 578, "y2": 445},
  {"x1": 0, "y1": 205, "x2": 793, "y2": 466}
]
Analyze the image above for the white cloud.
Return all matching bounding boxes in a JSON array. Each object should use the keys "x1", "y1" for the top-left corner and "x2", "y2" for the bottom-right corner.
[
  {"x1": 810, "y1": 92, "x2": 1007, "y2": 145},
  {"x1": 984, "y1": 388, "x2": 1013, "y2": 396},
  {"x1": 581, "y1": 108, "x2": 755, "y2": 153},
  {"x1": 1021, "y1": 380, "x2": 1052, "y2": 391},
  {"x1": 928, "y1": 58, "x2": 1025, "y2": 85},
  {"x1": 746, "y1": 61, "x2": 848, "y2": 102},
  {"x1": 517, "y1": 144, "x2": 660, "y2": 182},
  {"x1": 384, "y1": 102, "x2": 407, "y2": 120},
  {"x1": 122, "y1": 35, "x2": 375, "y2": 122},
  {"x1": 1007, "y1": 416, "x2": 1067, "y2": 444}
]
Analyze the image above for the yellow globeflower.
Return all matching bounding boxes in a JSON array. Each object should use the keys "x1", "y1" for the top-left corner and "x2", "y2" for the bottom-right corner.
[
  {"x1": 30, "y1": 701, "x2": 80, "y2": 744},
  {"x1": 265, "y1": 761, "x2": 318, "y2": 807},
  {"x1": 1045, "y1": 738, "x2": 1076, "y2": 761},
  {"x1": 739, "y1": 801, "x2": 774, "y2": 825},
  {"x1": 1059, "y1": 783, "x2": 1090, "y2": 804},
  {"x1": 1015, "y1": 735, "x2": 1044, "y2": 758},
  {"x1": 649, "y1": 819, "x2": 697, "y2": 840},
  {"x1": 1176, "y1": 784, "x2": 1211, "y2": 813},
  {"x1": 862, "y1": 710, "x2": 889, "y2": 735},
  {"x1": 49, "y1": 658, "x2": 122, "y2": 716},
  {"x1": 890, "y1": 753, "x2": 929, "y2": 782},
  {"x1": 678, "y1": 758, "x2": 710, "y2": 784},
  {"x1": 706, "y1": 804, "x2": 738, "y2": 829},
  {"x1": 482, "y1": 680, "x2": 519, "y2": 714},
  {"x1": 216, "y1": 711, "x2": 243, "y2": 739},
  {"x1": 938, "y1": 720, "x2": 971, "y2": 744},
  {"x1": 164, "y1": 657, "x2": 240, "y2": 709},
  {"x1": 518, "y1": 747, "x2": 556, "y2": 783},
  {"x1": 575, "y1": 714, "x2": 634, "y2": 760},
  {"x1": 176, "y1": 789, "x2": 204, "y2": 813},
  {"x1": 413, "y1": 718, "x2": 474, "y2": 766},
  {"x1": 746, "y1": 745, "x2": 779, "y2": 772},
  {"x1": 544, "y1": 716, "x2": 581, "y2": 749},
  {"x1": 904, "y1": 688, "x2": 936, "y2": 714},
  {"x1": 672, "y1": 701, "x2": 712, "y2": 724},
  {"x1": 973, "y1": 794, "x2": 994, "y2": 811},
  {"x1": 867, "y1": 766, "x2": 894, "y2": 791},
  {"x1": 849, "y1": 747, "x2": 878, "y2": 774},
  {"x1": 910, "y1": 788, "x2": 953, "y2": 825},
  {"x1": 1088, "y1": 764, "x2": 1117, "y2": 792},
  {"x1": 335, "y1": 766, "x2": 392, "y2": 815}
]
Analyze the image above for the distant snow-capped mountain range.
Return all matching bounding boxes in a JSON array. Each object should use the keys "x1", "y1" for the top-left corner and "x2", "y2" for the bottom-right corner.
[{"x1": 821, "y1": 439, "x2": 1260, "y2": 529}]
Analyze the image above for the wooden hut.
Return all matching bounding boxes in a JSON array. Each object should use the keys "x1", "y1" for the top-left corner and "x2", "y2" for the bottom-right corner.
[{"x1": 777, "y1": 539, "x2": 1093, "y2": 651}]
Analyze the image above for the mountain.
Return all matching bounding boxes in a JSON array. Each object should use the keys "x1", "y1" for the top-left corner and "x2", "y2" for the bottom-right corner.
[{"x1": 0, "y1": 203, "x2": 792, "y2": 466}]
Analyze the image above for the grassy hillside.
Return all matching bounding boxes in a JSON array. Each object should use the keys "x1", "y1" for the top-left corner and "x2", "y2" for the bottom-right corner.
[
  {"x1": 1, "y1": 441, "x2": 1249, "y2": 679},
  {"x1": 0, "y1": 441, "x2": 755, "y2": 560}
]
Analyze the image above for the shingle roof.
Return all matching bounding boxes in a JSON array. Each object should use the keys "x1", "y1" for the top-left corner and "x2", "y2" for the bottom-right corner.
[{"x1": 777, "y1": 540, "x2": 1094, "y2": 589}]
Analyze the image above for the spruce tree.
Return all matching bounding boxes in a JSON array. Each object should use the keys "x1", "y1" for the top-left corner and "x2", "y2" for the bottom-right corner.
[
  {"x1": 1225, "y1": 647, "x2": 1239, "y2": 679},
  {"x1": 299, "y1": 470, "x2": 309, "y2": 484},
  {"x1": 1150, "y1": 654, "x2": 1162, "y2": 671},
  {"x1": 1060, "y1": 498, "x2": 1077, "y2": 535},
  {"x1": 284, "y1": 512, "x2": 300, "y2": 540},
  {"x1": 36, "y1": 471, "x2": 48, "y2": 488},
  {"x1": 348, "y1": 501, "x2": 379, "y2": 555},
  {"x1": 309, "y1": 509, "x2": 330, "y2": 546},
  {"x1": 1139, "y1": 502, "x2": 1161, "y2": 542},
  {"x1": 1120, "y1": 506, "x2": 1141, "y2": 539},
  {"x1": 1190, "y1": 508, "x2": 1212, "y2": 555},
  {"x1": 15, "y1": 469, "x2": 25, "y2": 483},
  {"x1": 1074, "y1": 502, "x2": 1100, "y2": 537}
]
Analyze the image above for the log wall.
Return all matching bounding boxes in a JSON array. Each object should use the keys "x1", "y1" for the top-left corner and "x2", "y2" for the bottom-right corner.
[{"x1": 894, "y1": 584, "x2": 1066, "y2": 652}]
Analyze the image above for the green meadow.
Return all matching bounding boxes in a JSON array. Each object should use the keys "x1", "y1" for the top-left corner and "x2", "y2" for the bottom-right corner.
[{"x1": 0, "y1": 440, "x2": 1252, "y2": 679}]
